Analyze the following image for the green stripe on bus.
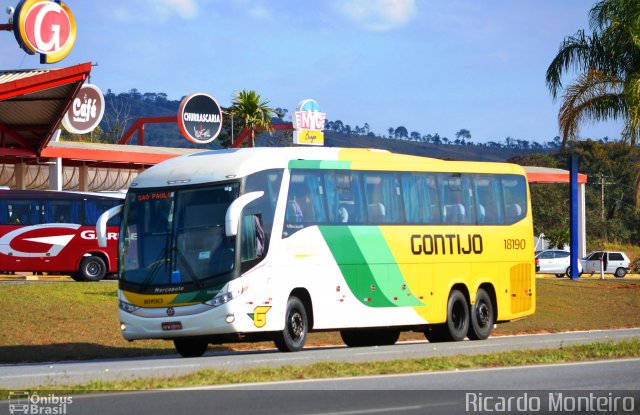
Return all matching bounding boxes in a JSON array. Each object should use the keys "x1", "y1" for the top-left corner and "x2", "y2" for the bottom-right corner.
[
  {"x1": 319, "y1": 226, "x2": 394, "y2": 307},
  {"x1": 349, "y1": 227, "x2": 423, "y2": 307},
  {"x1": 170, "y1": 282, "x2": 226, "y2": 304},
  {"x1": 319, "y1": 226, "x2": 422, "y2": 307},
  {"x1": 288, "y1": 160, "x2": 352, "y2": 170}
]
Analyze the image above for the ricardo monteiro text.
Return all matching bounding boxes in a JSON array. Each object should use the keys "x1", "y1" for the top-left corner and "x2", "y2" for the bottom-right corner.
[
  {"x1": 411, "y1": 234, "x2": 483, "y2": 255},
  {"x1": 465, "y1": 392, "x2": 635, "y2": 412}
]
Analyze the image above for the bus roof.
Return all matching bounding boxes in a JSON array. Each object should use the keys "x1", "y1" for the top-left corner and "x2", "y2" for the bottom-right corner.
[{"x1": 131, "y1": 147, "x2": 526, "y2": 189}]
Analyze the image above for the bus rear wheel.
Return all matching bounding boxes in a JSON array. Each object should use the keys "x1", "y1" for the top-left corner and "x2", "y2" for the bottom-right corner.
[
  {"x1": 79, "y1": 255, "x2": 106, "y2": 282},
  {"x1": 467, "y1": 288, "x2": 494, "y2": 340},
  {"x1": 174, "y1": 338, "x2": 208, "y2": 358},
  {"x1": 425, "y1": 289, "x2": 469, "y2": 342},
  {"x1": 340, "y1": 329, "x2": 400, "y2": 347},
  {"x1": 274, "y1": 296, "x2": 308, "y2": 352}
]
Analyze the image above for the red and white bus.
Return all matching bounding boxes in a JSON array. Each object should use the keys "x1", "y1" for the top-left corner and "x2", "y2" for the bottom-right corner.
[{"x1": 0, "y1": 190, "x2": 123, "y2": 281}]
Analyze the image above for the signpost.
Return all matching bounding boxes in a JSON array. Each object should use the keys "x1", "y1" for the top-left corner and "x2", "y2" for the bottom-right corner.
[
  {"x1": 12, "y1": 0, "x2": 76, "y2": 64},
  {"x1": 293, "y1": 99, "x2": 326, "y2": 146},
  {"x1": 61, "y1": 84, "x2": 105, "y2": 134},
  {"x1": 177, "y1": 93, "x2": 223, "y2": 144}
]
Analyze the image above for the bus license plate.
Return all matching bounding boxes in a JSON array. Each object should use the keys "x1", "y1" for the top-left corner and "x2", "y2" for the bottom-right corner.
[{"x1": 162, "y1": 322, "x2": 182, "y2": 331}]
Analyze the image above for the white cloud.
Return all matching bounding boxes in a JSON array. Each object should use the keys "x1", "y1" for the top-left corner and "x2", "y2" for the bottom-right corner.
[
  {"x1": 147, "y1": 0, "x2": 199, "y2": 20},
  {"x1": 336, "y1": 0, "x2": 417, "y2": 31},
  {"x1": 247, "y1": 4, "x2": 271, "y2": 20}
]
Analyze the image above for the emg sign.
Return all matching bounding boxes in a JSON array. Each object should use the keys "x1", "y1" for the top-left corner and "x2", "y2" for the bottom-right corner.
[
  {"x1": 13, "y1": 0, "x2": 76, "y2": 64},
  {"x1": 293, "y1": 99, "x2": 326, "y2": 146}
]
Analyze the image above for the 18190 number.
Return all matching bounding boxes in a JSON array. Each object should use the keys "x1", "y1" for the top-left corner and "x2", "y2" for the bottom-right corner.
[{"x1": 504, "y1": 239, "x2": 526, "y2": 250}]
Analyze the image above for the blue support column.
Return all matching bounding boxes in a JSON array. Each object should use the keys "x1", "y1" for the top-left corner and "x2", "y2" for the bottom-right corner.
[{"x1": 570, "y1": 155, "x2": 580, "y2": 280}]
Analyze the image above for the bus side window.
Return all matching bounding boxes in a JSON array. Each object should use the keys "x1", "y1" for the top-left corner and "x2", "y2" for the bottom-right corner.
[
  {"x1": 502, "y1": 176, "x2": 527, "y2": 224},
  {"x1": 363, "y1": 173, "x2": 403, "y2": 224},
  {"x1": 8, "y1": 201, "x2": 35, "y2": 225},
  {"x1": 473, "y1": 175, "x2": 503, "y2": 225},
  {"x1": 0, "y1": 200, "x2": 9, "y2": 224},
  {"x1": 284, "y1": 171, "x2": 327, "y2": 236}
]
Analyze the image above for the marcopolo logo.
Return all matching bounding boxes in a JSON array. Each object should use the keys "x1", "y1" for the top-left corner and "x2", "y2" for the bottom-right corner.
[
  {"x1": 293, "y1": 99, "x2": 326, "y2": 146},
  {"x1": 62, "y1": 84, "x2": 105, "y2": 134},
  {"x1": 178, "y1": 93, "x2": 223, "y2": 144},
  {"x1": 13, "y1": 0, "x2": 77, "y2": 64}
]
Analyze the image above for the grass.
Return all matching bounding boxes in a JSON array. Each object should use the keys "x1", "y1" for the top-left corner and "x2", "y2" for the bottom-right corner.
[
  {"x1": 1, "y1": 338, "x2": 638, "y2": 395},
  {"x1": 0, "y1": 279, "x2": 639, "y2": 363}
]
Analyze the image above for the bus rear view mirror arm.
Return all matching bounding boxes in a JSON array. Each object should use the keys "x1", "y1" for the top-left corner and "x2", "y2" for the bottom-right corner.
[
  {"x1": 225, "y1": 191, "x2": 264, "y2": 237},
  {"x1": 97, "y1": 204, "x2": 123, "y2": 248}
]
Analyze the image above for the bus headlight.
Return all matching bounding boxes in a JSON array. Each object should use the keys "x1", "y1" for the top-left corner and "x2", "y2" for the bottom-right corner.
[
  {"x1": 204, "y1": 285, "x2": 247, "y2": 308},
  {"x1": 119, "y1": 300, "x2": 140, "y2": 313}
]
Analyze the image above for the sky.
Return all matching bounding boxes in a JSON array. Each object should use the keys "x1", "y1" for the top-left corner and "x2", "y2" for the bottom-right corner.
[{"x1": 0, "y1": 0, "x2": 626, "y2": 144}]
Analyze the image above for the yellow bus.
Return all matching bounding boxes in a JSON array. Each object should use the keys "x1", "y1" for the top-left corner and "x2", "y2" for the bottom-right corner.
[{"x1": 98, "y1": 147, "x2": 535, "y2": 357}]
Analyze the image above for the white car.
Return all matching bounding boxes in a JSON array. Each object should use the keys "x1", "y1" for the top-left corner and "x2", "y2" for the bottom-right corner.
[
  {"x1": 535, "y1": 249, "x2": 574, "y2": 278},
  {"x1": 579, "y1": 251, "x2": 631, "y2": 278}
]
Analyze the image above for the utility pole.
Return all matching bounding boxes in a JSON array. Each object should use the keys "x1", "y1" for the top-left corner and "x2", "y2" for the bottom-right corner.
[{"x1": 596, "y1": 174, "x2": 615, "y2": 221}]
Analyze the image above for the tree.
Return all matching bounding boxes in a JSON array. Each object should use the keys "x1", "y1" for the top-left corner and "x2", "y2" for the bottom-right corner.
[
  {"x1": 394, "y1": 126, "x2": 408, "y2": 139},
  {"x1": 387, "y1": 127, "x2": 394, "y2": 138},
  {"x1": 455, "y1": 129, "x2": 471, "y2": 141},
  {"x1": 546, "y1": 0, "x2": 640, "y2": 146},
  {"x1": 229, "y1": 89, "x2": 275, "y2": 147}
]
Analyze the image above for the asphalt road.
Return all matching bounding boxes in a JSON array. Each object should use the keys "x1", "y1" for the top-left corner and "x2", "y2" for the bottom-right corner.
[
  {"x1": 1, "y1": 328, "x2": 639, "y2": 389},
  {"x1": 2, "y1": 359, "x2": 639, "y2": 415}
]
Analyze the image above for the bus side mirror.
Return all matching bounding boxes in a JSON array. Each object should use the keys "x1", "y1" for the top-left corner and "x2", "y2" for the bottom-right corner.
[
  {"x1": 96, "y1": 204, "x2": 123, "y2": 248},
  {"x1": 225, "y1": 191, "x2": 264, "y2": 237}
]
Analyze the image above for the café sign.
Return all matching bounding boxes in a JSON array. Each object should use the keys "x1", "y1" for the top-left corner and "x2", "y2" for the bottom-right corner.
[
  {"x1": 62, "y1": 84, "x2": 105, "y2": 134},
  {"x1": 293, "y1": 99, "x2": 325, "y2": 146},
  {"x1": 13, "y1": 0, "x2": 77, "y2": 64},
  {"x1": 178, "y1": 93, "x2": 223, "y2": 144}
]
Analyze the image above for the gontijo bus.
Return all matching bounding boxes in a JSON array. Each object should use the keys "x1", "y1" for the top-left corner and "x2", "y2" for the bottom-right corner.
[
  {"x1": 0, "y1": 189, "x2": 123, "y2": 281},
  {"x1": 97, "y1": 147, "x2": 535, "y2": 357}
]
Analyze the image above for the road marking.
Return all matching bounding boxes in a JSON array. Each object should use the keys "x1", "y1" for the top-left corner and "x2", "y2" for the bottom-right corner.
[{"x1": 306, "y1": 405, "x2": 425, "y2": 415}]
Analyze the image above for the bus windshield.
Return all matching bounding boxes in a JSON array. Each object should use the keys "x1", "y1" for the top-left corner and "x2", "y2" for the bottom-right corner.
[{"x1": 120, "y1": 183, "x2": 240, "y2": 290}]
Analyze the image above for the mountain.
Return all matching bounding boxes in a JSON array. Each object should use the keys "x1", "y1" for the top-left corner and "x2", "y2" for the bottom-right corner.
[{"x1": 99, "y1": 90, "x2": 548, "y2": 161}]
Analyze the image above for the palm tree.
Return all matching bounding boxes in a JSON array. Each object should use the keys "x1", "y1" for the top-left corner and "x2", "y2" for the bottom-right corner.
[
  {"x1": 229, "y1": 89, "x2": 275, "y2": 147},
  {"x1": 546, "y1": 0, "x2": 640, "y2": 146}
]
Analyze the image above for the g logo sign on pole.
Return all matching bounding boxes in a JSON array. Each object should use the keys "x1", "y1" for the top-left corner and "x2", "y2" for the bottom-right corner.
[
  {"x1": 13, "y1": 0, "x2": 77, "y2": 64},
  {"x1": 178, "y1": 93, "x2": 223, "y2": 145}
]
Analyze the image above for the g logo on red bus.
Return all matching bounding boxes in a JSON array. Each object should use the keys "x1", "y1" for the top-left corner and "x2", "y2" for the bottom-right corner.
[
  {"x1": 13, "y1": 0, "x2": 77, "y2": 64},
  {"x1": 0, "y1": 224, "x2": 80, "y2": 258}
]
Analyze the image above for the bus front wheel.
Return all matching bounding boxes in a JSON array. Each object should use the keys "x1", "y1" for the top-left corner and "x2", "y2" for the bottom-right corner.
[
  {"x1": 274, "y1": 296, "x2": 308, "y2": 352},
  {"x1": 79, "y1": 256, "x2": 106, "y2": 282},
  {"x1": 174, "y1": 338, "x2": 208, "y2": 358},
  {"x1": 467, "y1": 288, "x2": 494, "y2": 340}
]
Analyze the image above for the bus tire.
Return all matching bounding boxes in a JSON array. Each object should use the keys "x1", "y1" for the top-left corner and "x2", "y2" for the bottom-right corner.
[
  {"x1": 424, "y1": 325, "x2": 447, "y2": 342},
  {"x1": 274, "y1": 296, "x2": 308, "y2": 352},
  {"x1": 439, "y1": 289, "x2": 469, "y2": 342},
  {"x1": 614, "y1": 268, "x2": 627, "y2": 278},
  {"x1": 79, "y1": 256, "x2": 107, "y2": 282},
  {"x1": 467, "y1": 288, "x2": 494, "y2": 340},
  {"x1": 174, "y1": 338, "x2": 208, "y2": 358},
  {"x1": 341, "y1": 329, "x2": 399, "y2": 347}
]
